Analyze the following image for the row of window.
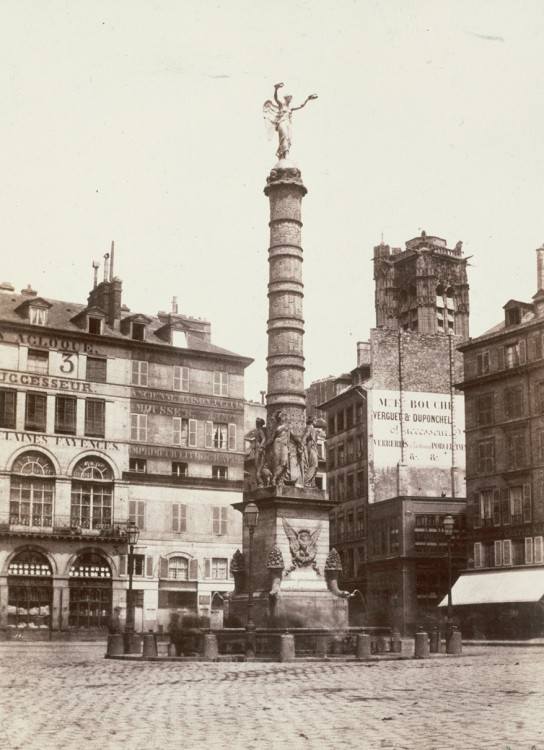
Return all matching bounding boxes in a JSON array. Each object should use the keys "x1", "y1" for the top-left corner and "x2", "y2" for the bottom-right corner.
[
  {"x1": 475, "y1": 340, "x2": 527, "y2": 377},
  {"x1": 0, "y1": 389, "x2": 106, "y2": 437},
  {"x1": 25, "y1": 350, "x2": 230, "y2": 395},
  {"x1": 119, "y1": 554, "x2": 231, "y2": 581},
  {"x1": 327, "y1": 403, "x2": 364, "y2": 436},
  {"x1": 128, "y1": 459, "x2": 228, "y2": 480},
  {"x1": 327, "y1": 434, "x2": 365, "y2": 469},
  {"x1": 473, "y1": 430, "x2": 530, "y2": 473},
  {"x1": 330, "y1": 506, "x2": 365, "y2": 543},
  {"x1": 328, "y1": 469, "x2": 366, "y2": 502},
  {"x1": 128, "y1": 500, "x2": 229, "y2": 534},
  {"x1": 473, "y1": 486, "x2": 532, "y2": 527},
  {"x1": 0, "y1": 389, "x2": 239, "y2": 450},
  {"x1": 130, "y1": 416, "x2": 237, "y2": 450},
  {"x1": 473, "y1": 537, "x2": 544, "y2": 568}
]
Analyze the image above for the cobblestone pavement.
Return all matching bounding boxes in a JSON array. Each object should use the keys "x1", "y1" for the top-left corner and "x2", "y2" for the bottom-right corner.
[{"x1": 0, "y1": 643, "x2": 543, "y2": 750}]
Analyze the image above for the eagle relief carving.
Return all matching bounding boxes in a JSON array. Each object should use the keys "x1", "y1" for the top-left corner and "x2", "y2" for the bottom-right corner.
[{"x1": 282, "y1": 517, "x2": 322, "y2": 575}]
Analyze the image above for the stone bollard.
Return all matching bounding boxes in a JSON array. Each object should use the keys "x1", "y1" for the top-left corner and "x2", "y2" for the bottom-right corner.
[
  {"x1": 142, "y1": 632, "x2": 157, "y2": 658},
  {"x1": 124, "y1": 633, "x2": 141, "y2": 655},
  {"x1": 202, "y1": 632, "x2": 219, "y2": 661},
  {"x1": 106, "y1": 633, "x2": 124, "y2": 658},
  {"x1": 446, "y1": 629, "x2": 462, "y2": 655},
  {"x1": 356, "y1": 633, "x2": 372, "y2": 660},
  {"x1": 279, "y1": 632, "x2": 295, "y2": 662},
  {"x1": 414, "y1": 631, "x2": 430, "y2": 659},
  {"x1": 375, "y1": 635, "x2": 386, "y2": 654},
  {"x1": 390, "y1": 631, "x2": 402, "y2": 654},
  {"x1": 168, "y1": 642, "x2": 177, "y2": 657},
  {"x1": 429, "y1": 628, "x2": 441, "y2": 653}
]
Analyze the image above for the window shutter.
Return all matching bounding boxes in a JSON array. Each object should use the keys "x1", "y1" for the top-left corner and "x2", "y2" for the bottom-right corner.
[
  {"x1": 179, "y1": 504, "x2": 187, "y2": 532},
  {"x1": 500, "y1": 488, "x2": 510, "y2": 525},
  {"x1": 141, "y1": 361, "x2": 148, "y2": 386},
  {"x1": 525, "y1": 537, "x2": 534, "y2": 565},
  {"x1": 137, "y1": 501, "x2": 145, "y2": 529},
  {"x1": 523, "y1": 484, "x2": 532, "y2": 522},
  {"x1": 159, "y1": 556, "x2": 169, "y2": 579},
  {"x1": 492, "y1": 489, "x2": 500, "y2": 526},
  {"x1": 494, "y1": 540, "x2": 503, "y2": 567},
  {"x1": 205, "y1": 421, "x2": 213, "y2": 449},
  {"x1": 495, "y1": 347, "x2": 504, "y2": 371},
  {"x1": 173, "y1": 417, "x2": 182, "y2": 445},
  {"x1": 474, "y1": 542, "x2": 482, "y2": 568},
  {"x1": 472, "y1": 491, "x2": 481, "y2": 528},
  {"x1": 213, "y1": 506, "x2": 220, "y2": 534},
  {"x1": 534, "y1": 536, "x2": 544, "y2": 564},
  {"x1": 228, "y1": 423, "x2": 236, "y2": 451},
  {"x1": 204, "y1": 558, "x2": 211, "y2": 579},
  {"x1": 158, "y1": 590, "x2": 169, "y2": 608},
  {"x1": 503, "y1": 539, "x2": 512, "y2": 566},
  {"x1": 146, "y1": 556, "x2": 153, "y2": 577},
  {"x1": 181, "y1": 366, "x2": 189, "y2": 391},
  {"x1": 120, "y1": 555, "x2": 127, "y2": 575},
  {"x1": 172, "y1": 503, "x2": 179, "y2": 532},
  {"x1": 221, "y1": 506, "x2": 228, "y2": 534},
  {"x1": 188, "y1": 419, "x2": 197, "y2": 447},
  {"x1": 173, "y1": 366, "x2": 181, "y2": 391},
  {"x1": 129, "y1": 500, "x2": 136, "y2": 522},
  {"x1": 189, "y1": 559, "x2": 198, "y2": 580},
  {"x1": 519, "y1": 339, "x2": 526, "y2": 364}
]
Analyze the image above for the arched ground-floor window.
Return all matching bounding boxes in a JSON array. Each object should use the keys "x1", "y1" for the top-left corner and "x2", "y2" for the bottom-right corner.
[
  {"x1": 69, "y1": 552, "x2": 112, "y2": 629},
  {"x1": 8, "y1": 550, "x2": 53, "y2": 629}
]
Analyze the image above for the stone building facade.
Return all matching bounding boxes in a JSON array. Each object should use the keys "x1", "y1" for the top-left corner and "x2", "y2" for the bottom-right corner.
[
  {"x1": 0, "y1": 265, "x2": 252, "y2": 637},
  {"x1": 452, "y1": 245, "x2": 544, "y2": 638},
  {"x1": 322, "y1": 233, "x2": 469, "y2": 633}
]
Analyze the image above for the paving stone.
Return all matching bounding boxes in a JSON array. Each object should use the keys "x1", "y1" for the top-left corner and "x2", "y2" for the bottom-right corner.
[{"x1": 0, "y1": 644, "x2": 543, "y2": 750}]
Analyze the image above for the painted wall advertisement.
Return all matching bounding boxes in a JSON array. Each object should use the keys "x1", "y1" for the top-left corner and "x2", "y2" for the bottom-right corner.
[{"x1": 370, "y1": 390, "x2": 465, "y2": 502}]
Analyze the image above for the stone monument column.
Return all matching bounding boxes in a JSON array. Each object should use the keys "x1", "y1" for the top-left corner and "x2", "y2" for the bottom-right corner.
[
  {"x1": 228, "y1": 86, "x2": 348, "y2": 634},
  {"x1": 264, "y1": 165, "x2": 307, "y2": 434}
]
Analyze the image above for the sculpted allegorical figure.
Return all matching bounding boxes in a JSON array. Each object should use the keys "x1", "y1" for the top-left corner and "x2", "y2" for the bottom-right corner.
[
  {"x1": 263, "y1": 409, "x2": 303, "y2": 487},
  {"x1": 301, "y1": 416, "x2": 319, "y2": 487},
  {"x1": 263, "y1": 83, "x2": 318, "y2": 160}
]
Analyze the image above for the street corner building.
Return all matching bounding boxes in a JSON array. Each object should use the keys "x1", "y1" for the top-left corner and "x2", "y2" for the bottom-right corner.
[
  {"x1": 448, "y1": 243, "x2": 544, "y2": 639},
  {"x1": 318, "y1": 232, "x2": 470, "y2": 634},
  {"x1": 0, "y1": 258, "x2": 253, "y2": 638}
]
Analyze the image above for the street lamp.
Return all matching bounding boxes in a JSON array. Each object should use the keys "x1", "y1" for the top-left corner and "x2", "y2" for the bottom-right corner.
[
  {"x1": 124, "y1": 521, "x2": 140, "y2": 650},
  {"x1": 443, "y1": 514, "x2": 455, "y2": 632},
  {"x1": 243, "y1": 502, "x2": 259, "y2": 659}
]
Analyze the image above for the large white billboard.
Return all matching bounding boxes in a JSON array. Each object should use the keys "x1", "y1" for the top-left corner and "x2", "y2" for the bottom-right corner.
[{"x1": 370, "y1": 389, "x2": 465, "y2": 501}]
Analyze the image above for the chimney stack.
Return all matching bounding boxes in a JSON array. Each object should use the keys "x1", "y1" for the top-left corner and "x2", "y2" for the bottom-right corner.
[{"x1": 537, "y1": 243, "x2": 544, "y2": 291}]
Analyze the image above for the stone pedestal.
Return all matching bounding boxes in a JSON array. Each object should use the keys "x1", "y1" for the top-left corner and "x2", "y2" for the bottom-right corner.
[{"x1": 230, "y1": 485, "x2": 348, "y2": 630}]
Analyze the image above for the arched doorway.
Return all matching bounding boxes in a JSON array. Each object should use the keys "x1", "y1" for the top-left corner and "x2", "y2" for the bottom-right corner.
[
  {"x1": 69, "y1": 552, "x2": 112, "y2": 630},
  {"x1": 8, "y1": 550, "x2": 53, "y2": 629}
]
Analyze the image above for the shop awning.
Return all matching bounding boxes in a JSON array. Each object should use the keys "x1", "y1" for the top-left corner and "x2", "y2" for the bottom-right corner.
[{"x1": 438, "y1": 568, "x2": 544, "y2": 607}]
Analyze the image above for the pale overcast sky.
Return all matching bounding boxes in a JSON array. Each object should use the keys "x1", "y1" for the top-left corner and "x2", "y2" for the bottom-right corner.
[{"x1": 1, "y1": 1, "x2": 544, "y2": 400}]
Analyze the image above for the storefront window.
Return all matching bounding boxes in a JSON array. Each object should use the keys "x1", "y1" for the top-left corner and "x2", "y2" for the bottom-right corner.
[{"x1": 8, "y1": 550, "x2": 52, "y2": 630}]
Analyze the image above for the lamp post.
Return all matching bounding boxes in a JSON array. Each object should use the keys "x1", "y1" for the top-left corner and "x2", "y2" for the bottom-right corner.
[
  {"x1": 243, "y1": 502, "x2": 259, "y2": 659},
  {"x1": 124, "y1": 521, "x2": 139, "y2": 652},
  {"x1": 443, "y1": 514, "x2": 455, "y2": 632}
]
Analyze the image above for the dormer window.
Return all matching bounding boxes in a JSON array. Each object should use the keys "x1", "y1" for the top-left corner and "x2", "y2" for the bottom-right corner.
[
  {"x1": 132, "y1": 322, "x2": 146, "y2": 341},
  {"x1": 172, "y1": 329, "x2": 188, "y2": 348},
  {"x1": 88, "y1": 316, "x2": 103, "y2": 335},
  {"x1": 506, "y1": 307, "x2": 521, "y2": 327},
  {"x1": 29, "y1": 306, "x2": 48, "y2": 326}
]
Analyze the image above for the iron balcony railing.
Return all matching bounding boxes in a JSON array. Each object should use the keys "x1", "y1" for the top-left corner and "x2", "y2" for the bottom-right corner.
[{"x1": 0, "y1": 512, "x2": 130, "y2": 539}]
